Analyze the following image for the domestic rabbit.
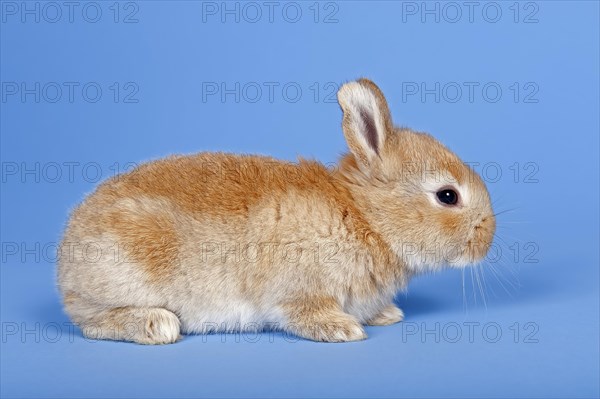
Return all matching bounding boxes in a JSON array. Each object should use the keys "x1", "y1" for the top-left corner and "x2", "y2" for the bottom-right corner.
[{"x1": 58, "y1": 79, "x2": 495, "y2": 344}]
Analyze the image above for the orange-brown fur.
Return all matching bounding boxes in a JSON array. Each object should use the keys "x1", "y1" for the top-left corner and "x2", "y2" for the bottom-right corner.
[{"x1": 57, "y1": 79, "x2": 495, "y2": 344}]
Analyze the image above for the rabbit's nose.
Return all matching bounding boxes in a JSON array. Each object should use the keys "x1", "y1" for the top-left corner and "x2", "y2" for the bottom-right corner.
[
  {"x1": 481, "y1": 214, "x2": 496, "y2": 235},
  {"x1": 473, "y1": 215, "x2": 496, "y2": 255}
]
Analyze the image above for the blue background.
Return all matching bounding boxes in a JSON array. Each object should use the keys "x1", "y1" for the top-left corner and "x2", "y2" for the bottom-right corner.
[{"x1": 1, "y1": 1, "x2": 599, "y2": 398}]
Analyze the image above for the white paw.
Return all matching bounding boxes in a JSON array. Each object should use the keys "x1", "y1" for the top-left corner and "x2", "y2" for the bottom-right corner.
[
  {"x1": 143, "y1": 309, "x2": 181, "y2": 345},
  {"x1": 332, "y1": 323, "x2": 368, "y2": 342},
  {"x1": 315, "y1": 320, "x2": 368, "y2": 342}
]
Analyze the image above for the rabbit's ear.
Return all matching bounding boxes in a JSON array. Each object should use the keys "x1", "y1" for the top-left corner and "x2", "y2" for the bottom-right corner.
[{"x1": 337, "y1": 79, "x2": 393, "y2": 173}]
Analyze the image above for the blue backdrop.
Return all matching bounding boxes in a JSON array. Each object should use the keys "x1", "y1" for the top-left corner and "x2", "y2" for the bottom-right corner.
[{"x1": 1, "y1": 1, "x2": 599, "y2": 398}]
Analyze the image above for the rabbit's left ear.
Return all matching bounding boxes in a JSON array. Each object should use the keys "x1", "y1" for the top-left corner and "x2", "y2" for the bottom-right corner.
[{"x1": 337, "y1": 79, "x2": 393, "y2": 173}]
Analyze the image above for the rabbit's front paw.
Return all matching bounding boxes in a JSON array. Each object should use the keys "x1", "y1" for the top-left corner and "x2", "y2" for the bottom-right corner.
[
  {"x1": 142, "y1": 308, "x2": 182, "y2": 345},
  {"x1": 311, "y1": 318, "x2": 368, "y2": 342},
  {"x1": 284, "y1": 298, "x2": 367, "y2": 342}
]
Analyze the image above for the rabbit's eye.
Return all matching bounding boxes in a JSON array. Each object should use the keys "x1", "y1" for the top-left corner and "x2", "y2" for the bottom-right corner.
[{"x1": 436, "y1": 189, "x2": 459, "y2": 206}]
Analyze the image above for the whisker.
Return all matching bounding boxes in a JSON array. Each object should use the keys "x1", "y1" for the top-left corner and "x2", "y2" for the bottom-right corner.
[
  {"x1": 487, "y1": 262, "x2": 517, "y2": 295},
  {"x1": 491, "y1": 195, "x2": 506, "y2": 207},
  {"x1": 462, "y1": 268, "x2": 467, "y2": 315},
  {"x1": 480, "y1": 263, "x2": 490, "y2": 296},
  {"x1": 493, "y1": 207, "x2": 520, "y2": 217},
  {"x1": 496, "y1": 221, "x2": 532, "y2": 225},
  {"x1": 487, "y1": 254, "x2": 521, "y2": 289},
  {"x1": 486, "y1": 263, "x2": 514, "y2": 297},
  {"x1": 475, "y1": 265, "x2": 487, "y2": 311},
  {"x1": 470, "y1": 267, "x2": 477, "y2": 305}
]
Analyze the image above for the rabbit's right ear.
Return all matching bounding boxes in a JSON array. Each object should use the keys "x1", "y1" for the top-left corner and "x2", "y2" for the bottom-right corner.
[{"x1": 337, "y1": 79, "x2": 393, "y2": 174}]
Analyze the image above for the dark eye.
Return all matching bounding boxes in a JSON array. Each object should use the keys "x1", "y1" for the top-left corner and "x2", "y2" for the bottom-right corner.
[{"x1": 436, "y1": 189, "x2": 459, "y2": 206}]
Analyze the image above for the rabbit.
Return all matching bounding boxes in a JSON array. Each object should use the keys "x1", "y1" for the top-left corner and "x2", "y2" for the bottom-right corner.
[{"x1": 57, "y1": 78, "x2": 496, "y2": 344}]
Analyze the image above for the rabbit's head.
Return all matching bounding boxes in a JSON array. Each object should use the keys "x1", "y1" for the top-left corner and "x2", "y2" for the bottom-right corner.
[{"x1": 337, "y1": 79, "x2": 495, "y2": 273}]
